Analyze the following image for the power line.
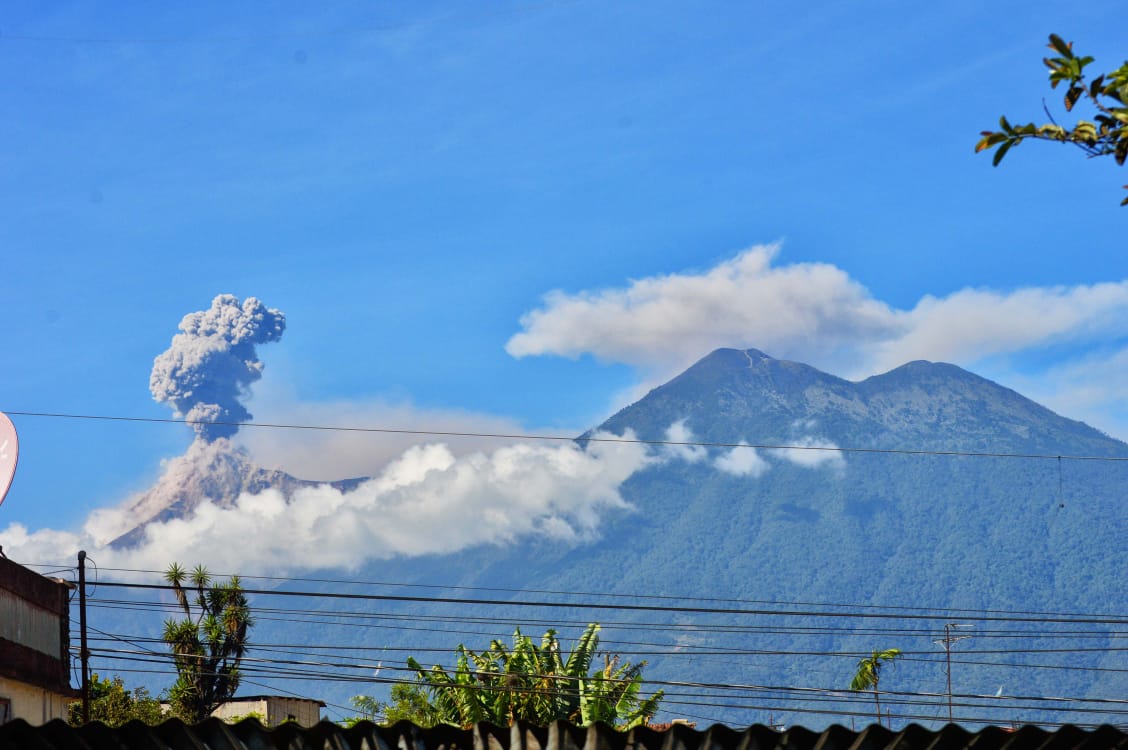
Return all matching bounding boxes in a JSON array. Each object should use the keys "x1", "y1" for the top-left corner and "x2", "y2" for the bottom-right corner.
[
  {"x1": 91, "y1": 579, "x2": 1128, "y2": 625},
  {"x1": 85, "y1": 649, "x2": 1123, "y2": 727},
  {"x1": 7, "y1": 409, "x2": 1128, "y2": 462},
  {"x1": 93, "y1": 566, "x2": 1128, "y2": 620},
  {"x1": 80, "y1": 630, "x2": 1128, "y2": 708},
  {"x1": 76, "y1": 630, "x2": 1128, "y2": 659},
  {"x1": 88, "y1": 603, "x2": 1128, "y2": 639},
  {"x1": 80, "y1": 600, "x2": 1128, "y2": 643}
]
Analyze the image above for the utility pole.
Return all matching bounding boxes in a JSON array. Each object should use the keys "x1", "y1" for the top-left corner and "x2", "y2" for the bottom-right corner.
[
  {"x1": 933, "y1": 623, "x2": 972, "y2": 724},
  {"x1": 78, "y1": 550, "x2": 90, "y2": 724}
]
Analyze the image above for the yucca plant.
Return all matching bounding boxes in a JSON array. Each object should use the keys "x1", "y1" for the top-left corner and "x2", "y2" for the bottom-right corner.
[{"x1": 162, "y1": 563, "x2": 252, "y2": 723}]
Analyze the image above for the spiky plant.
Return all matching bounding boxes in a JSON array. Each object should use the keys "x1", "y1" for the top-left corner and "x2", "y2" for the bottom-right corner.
[{"x1": 162, "y1": 563, "x2": 252, "y2": 723}]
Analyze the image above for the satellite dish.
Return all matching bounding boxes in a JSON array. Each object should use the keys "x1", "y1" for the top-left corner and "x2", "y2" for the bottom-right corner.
[{"x1": 0, "y1": 412, "x2": 18, "y2": 509}]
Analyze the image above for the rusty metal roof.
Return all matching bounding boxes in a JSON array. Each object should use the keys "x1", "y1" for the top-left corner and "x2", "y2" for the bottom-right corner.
[{"x1": 1, "y1": 718, "x2": 1125, "y2": 750}]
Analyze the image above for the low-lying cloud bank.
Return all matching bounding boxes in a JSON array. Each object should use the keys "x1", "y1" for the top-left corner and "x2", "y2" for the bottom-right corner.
[
  {"x1": 0, "y1": 421, "x2": 843, "y2": 573},
  {"x1": 0, "y1": 432, "x2": 649, "y2": 573},
  {"x1": 233, "y1": 386, "x2": 565, "y2": 481},
  {"x1": 506, "y1": 243, "x2": 1128, "y2": 438}
]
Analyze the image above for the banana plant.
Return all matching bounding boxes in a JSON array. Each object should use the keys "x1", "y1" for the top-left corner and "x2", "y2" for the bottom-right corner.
[{"x1": 405, "y1": 623, "x2": 663, "y2": 729}]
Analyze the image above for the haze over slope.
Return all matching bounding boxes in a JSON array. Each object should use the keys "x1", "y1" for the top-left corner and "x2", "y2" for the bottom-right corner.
[
  {"x1": 583, "y1": 348, "x2": 1125, "y2": 609},
  {"x1": 95, "y1": 345, "x2": 1128, "y2": 624},
  {"x1": 281, "y1": 348, "x2": 1123, "y2": 724},
  {"x1": 153, "y1": 350, "x2": 1128, "y2": 722}
]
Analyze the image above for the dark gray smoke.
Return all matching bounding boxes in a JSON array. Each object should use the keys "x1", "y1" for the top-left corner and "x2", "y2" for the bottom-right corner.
[{"x1": 150, "y1": 295, "x2": 285, "y2": 441}]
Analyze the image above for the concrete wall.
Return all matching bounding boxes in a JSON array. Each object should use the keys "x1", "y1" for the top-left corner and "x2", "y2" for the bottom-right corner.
[
  {"x1": 212, "y1": 696, "x2": 322, "y2": 727},
  {"x1": 0, "y1": 676, "x2": 73, "y2": 725}
]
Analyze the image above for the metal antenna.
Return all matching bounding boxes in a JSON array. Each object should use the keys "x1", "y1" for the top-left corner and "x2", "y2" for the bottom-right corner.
[{"x1": 933, "y1": 623, "x2": 973, "y2": 724}]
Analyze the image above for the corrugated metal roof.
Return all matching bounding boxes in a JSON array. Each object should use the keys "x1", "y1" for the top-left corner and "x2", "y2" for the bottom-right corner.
[{"x1": 1, "y1": 718, "x2": 1125, "y2": 750}]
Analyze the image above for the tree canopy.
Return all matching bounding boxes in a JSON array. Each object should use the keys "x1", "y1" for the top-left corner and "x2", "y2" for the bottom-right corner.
[
  {"x1": 162, "y1": 563, "x2": 253, "y2": 723},
  {"x1": 67, "y1": 673, "x2": 164, "y2": 727},
  {"x1": 976, "y1": 34, "x2": 1128, "y2": 205}
]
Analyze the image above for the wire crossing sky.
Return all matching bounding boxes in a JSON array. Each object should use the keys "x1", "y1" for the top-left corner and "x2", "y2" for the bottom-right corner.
[
  {"x1": 1, "y1": 1, "x2": 1127, "y2": 535},
  {"x1": 61, "y1": 567, "x2": 1128, "y2": 727}
]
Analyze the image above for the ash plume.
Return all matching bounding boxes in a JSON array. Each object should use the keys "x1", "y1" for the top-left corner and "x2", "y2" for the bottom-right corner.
[{"x1": 150, "y1": 295, "x2": 285, "y2": 441}]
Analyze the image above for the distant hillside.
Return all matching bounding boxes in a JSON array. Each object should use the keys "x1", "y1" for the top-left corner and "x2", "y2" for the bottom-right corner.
[
  {"x1": 576, "y1": 347, "x2": 1127, "y2": 612},
  {"x1": 596, "y1": 348, "x2": 1120, "y2": 454},
  {"x1": 102, "y1": 348, "x2": 1128, "y2": 727}
]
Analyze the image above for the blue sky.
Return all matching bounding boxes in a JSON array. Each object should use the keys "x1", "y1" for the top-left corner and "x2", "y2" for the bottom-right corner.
[{"x1": 1, "y1": 1, "x2": 1126, "y2": 559}]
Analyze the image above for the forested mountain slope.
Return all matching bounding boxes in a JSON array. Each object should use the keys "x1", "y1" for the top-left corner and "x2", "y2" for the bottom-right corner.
[{"x1": 104, "y1": 348, "x2": 1128, "y2": 727}]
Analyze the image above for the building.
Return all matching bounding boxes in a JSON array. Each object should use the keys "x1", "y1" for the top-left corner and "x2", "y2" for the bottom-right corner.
[
  {"x1": 0, "y1": 556, "x2": 78, "y2": 725},
  {"x1": 1, "y1": 716, "x2": 1125, "y2": 750},
  {"x1": 211, "y1": 695, "x2": 324, "y2": 727}
]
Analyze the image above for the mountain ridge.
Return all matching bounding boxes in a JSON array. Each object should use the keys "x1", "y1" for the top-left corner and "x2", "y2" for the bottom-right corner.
[
  {"x1": 596, "y1": 348, "x2": 1123, "y2": 455},
  {"x1": 97, "y1": 347, "x2": 1127, "y2": 726}
]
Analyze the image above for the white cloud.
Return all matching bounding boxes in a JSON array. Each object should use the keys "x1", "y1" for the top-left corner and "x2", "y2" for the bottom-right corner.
[
  {"x1": 0, "y1": 432, "x2": 651, "y2": 574},
  {"x1": 505, "y1": 243, "x2": 1128, "y2": 438},
  {"x1": 714, "y1": 442, "x2": 769, "y2": 477},
  {"x1": 662, "y1": 419, "x2": 707, "y2": 463},
  {"x1": 0, "y1": 416, "x2": 732, "y2": 573},
  {"x1": 506, "y1": 244, "x2": 900, "y2": 376},
  {"x1": 770, "y1": 437, "x2": 846, "y2": 470},
  {"x1": 236, "y1": 383, "x2": 574, "y2": 481},
  {"x1": 1001, "y1": 346, "x2": 1128, "y2": 440},
  {"x1": 871, "y1": 284, "x2": 1128, "y2": 375}
]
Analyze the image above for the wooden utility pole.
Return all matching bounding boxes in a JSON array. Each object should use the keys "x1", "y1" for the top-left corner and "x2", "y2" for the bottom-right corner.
[{"x1": 78, "y1": 550, "x2": 90, "y2": 724}]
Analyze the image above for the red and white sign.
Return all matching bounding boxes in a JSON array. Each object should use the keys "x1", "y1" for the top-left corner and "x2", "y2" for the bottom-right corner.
[{"x1": 0, "y1": 412, "x2": 18, "y2": 508}]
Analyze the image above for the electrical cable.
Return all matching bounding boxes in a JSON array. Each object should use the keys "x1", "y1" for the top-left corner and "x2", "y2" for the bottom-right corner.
[
  {"x1": 90, "y1": 579, "x2": 1128, "y2": 625},
  {"x1": 93, "y1": 565, "x2": 1128, "y2": 620},
  {"x1": 81, "y1": 598, "x2": 1128, "y2": 648},
  {"x1": 8, "y1": 409, "x2": 1128, "y2": 463},
  {"x1": 81, "y1": 631, "x2": 1128, "y2": 709},
  {"x1": 84, "y1": 650, "x2": 1119, "y2": 728}
]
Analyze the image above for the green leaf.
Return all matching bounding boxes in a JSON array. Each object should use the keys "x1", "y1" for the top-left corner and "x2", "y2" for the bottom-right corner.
[
  {"x1": 993, "y1": 138, "x2": 1014, "y2": 166},
  {"x1": 1065, "y1": 85, "x2": 1082, "y2": 112},
  {"x1": 1048, "y1": 34, "x2": 1072, "y2": 58},
  {"x1": 1090, "y1": 75, "x2": 1105, "y2": 99}
]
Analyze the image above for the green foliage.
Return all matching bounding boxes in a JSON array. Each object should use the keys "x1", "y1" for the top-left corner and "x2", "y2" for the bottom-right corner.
[
  {"x1": 67, "y1": 673, "x2": 164, "y2": 727},
  {"x1": 849, "y1": 648, "x2": 902, "y2": 724},
  {"x1": 342, "y1": 684, "x2": 437, "y2": 727},
  {"x1": 976, "y1": 34, "x2": 1128, "y2": 205},
  {"x1": 377, "y1": 623, "x2": 661, "y2": 729},
  {"x1": 161, "y1": 563, "x2": 253, "y2": 723}
]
